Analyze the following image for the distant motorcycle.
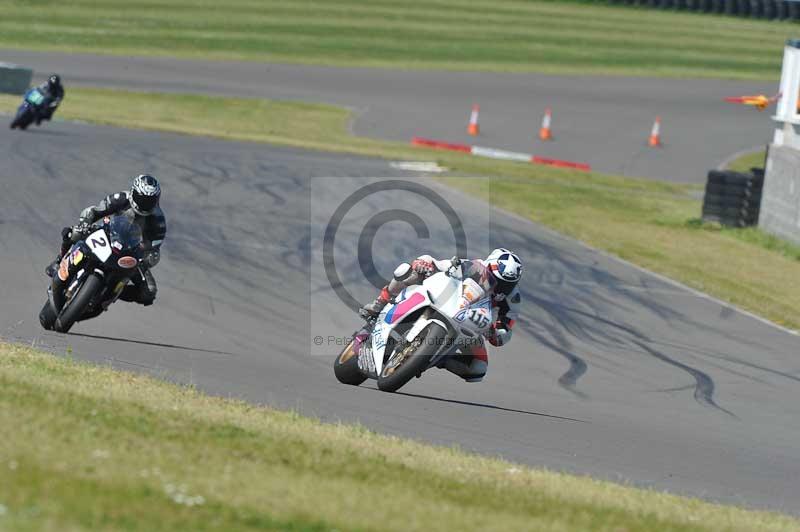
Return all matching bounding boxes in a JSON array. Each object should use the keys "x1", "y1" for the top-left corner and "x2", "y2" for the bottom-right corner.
[
  {"x1": 333, "y1": 258, "x2": 494, "y2": 392},
  {"x1": 9, "y1": 87, "x2": 57, "y2": 130},
  {"x1": 40, "y1": 215, "x2": 144, "y2": 333}
]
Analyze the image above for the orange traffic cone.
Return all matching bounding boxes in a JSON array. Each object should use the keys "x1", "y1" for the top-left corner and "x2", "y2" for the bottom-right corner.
[
  {"x1": 539, "y1": 107, "x2": 553, "y2": 141},
  {"x1": 648, "y1": 116, "x2": 662, "y2": 147},
  {"x1": 467, "y1": 104, "x2": 480, "y2": 136}
]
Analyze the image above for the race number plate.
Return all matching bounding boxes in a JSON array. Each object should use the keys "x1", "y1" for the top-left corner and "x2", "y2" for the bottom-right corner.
[{"x1": 86, "y1": 229, "x2": 112, "y2": 262}]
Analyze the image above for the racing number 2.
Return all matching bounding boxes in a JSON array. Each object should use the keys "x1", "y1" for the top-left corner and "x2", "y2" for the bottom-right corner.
[{"x1": 87, "y1": 229, "x2": 112, "y2": 262}]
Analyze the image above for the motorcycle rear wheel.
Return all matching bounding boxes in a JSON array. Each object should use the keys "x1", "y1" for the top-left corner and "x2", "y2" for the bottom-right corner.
[
  {"x1": 377, "y1": 323, "x2": 446, "y2": 392},
  {"x1": 334, "y1": 338, "x2": 368, "y2": 386},
  {"x1": 54, "y1": 274, "x2": 103, "y2": 333}
]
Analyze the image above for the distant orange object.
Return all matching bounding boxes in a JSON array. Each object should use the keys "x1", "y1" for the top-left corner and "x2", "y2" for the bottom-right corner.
[
  {"x1": 648, "y1": 116, "x2": 662, "y2": 148},
  {"x1": 723, "y1": 92, "x2": 780, "y2": 111},
  {"x1": 539, "y1": 107, "x2": 553, "y2": 141},
  {"x1": 467, "y1": 104, "x2": 480, "y2": 136}
]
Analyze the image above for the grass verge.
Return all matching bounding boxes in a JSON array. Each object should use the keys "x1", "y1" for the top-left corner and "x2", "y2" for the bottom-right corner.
[
  {"x1": 0, "y1": 341, "x2": 797, "y2": 531},
  {"x1": 724, "y1": 149, "x2": 767, "y2": 173},
  {"x1": 0, "y1": 0, "x2": 792, "y2": 79},
  {"x1": 2, "y1": 88, "x2": 799, "y2": 331}
]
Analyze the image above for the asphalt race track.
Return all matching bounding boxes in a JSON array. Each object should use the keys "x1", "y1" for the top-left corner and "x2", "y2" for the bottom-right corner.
[
  {"x1": 1, "y1": 118, "x2": 799, "y2": 514},
  {"x1": 0, "y1": 49, "x2": 777, "y2": 182}
]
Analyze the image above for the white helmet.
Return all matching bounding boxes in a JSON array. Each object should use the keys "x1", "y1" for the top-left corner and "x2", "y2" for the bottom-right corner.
[{"x1": 485, "y1": 248, "x2": 523, "y2": 283}]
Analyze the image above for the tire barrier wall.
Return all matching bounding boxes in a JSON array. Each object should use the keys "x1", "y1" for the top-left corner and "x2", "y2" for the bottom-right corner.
[
  {"x1": 606, "y1": 0, "x2": 800, "y2": 19},
  {"x1": 759, "y1": 144, "x2": 800, "y2": 245},
  {"x1": 0, "y1": 62, "x2": 33, "y2": 95},
  {"x1": 702, "y1": 169, "x2": 764, "y2": 227}
]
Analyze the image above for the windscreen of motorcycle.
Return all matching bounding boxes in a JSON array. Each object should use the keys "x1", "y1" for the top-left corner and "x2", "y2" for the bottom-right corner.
[
  {"x1": 25, "y1": 89, "x2": 45, "y2": 106},
  {"x1": 107, "y1": 216, "x2": 143, "y2": 254},
  {"x1": 460, "y1": 259, "x2": 495, "y2": 294}
]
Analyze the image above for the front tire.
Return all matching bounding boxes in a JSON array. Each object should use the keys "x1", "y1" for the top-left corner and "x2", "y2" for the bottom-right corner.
[
  {"x1": 54, "y1": 274, "x2": 103, "y2": 333},
  {"x1": 334, "y1": 339, "x2": 368, "y2": 386},
  {"x1": 377, "y1": 323, "x2": 446, "y2": 393},
  {"x1": 39, "y1": 300, "x2": 56, "y2": 330}
]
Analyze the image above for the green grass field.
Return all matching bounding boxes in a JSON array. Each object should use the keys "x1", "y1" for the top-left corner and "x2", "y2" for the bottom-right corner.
[
  {"x1": 0, "y1": 0, "x2": 792, "y2": 79},
  {"x1": 1, "y1": 342, "x2": 797, "y2": 532},
  {"x1": 3, "y1": 88, "x2": 799, "y2": 330},
  {"x1": 725, "y1": 148, "x2": 767, "y2": 173}
]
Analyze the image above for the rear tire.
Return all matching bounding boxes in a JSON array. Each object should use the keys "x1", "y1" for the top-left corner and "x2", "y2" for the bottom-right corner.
[
  {"x1": 377, "y1": 323, "x2": 446, "y2": 393},
  {"x1": 39, "y1": 300, "x2": 56, "y2": 330},
  {"x1": 334, "y1": 339, "x2": 368, "y2": 386},
  {"x1": 54, "y1": 274, "x2": 103, "y2": 333}
]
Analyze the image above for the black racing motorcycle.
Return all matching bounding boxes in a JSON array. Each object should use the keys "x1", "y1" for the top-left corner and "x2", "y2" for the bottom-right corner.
[
  {"x1": 10, "y1": 87, "x2": 57, "y2": 130},
  {"x1": 40, "y1": 215, "x2": 144, "y2": 333}
]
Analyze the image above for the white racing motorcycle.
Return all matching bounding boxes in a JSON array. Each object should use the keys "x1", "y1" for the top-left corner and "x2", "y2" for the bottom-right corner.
[{"x1": 334, "y1": 258, "x2": 494, "y2": 392}]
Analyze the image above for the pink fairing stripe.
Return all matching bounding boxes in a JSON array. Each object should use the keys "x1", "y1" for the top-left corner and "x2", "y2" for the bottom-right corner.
[{"x1": 385, "y1": 292, "x2": 426, "y2": 324}]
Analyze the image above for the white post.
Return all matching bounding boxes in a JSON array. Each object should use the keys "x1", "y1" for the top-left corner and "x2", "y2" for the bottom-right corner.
[{"x1": 761, "y1": 40, "x2": 800, "y2": 245}]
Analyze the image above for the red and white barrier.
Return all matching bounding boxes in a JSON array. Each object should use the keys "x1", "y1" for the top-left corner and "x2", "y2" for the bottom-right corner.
[{"x1": 411, "y1": 137, "x2": 591, "y2": 172}]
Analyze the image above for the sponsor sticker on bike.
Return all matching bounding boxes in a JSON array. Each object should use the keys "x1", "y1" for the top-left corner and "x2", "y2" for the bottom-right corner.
[
  {"x1": 358, "y1": 345, "x2": 376, "y2": 376},
  {"x1": 57, "y1": 256, "x2": 70, "y2": 281}
]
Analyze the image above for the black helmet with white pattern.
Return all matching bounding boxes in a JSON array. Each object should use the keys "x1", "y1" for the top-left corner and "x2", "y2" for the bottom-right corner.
[
  {"x1": 130, "y1": 174, "x2": 161, "y2": 216},
  {"x1": 485, "y1": 248, "x2": 523, "y2": 283},
  {"x1": 47, "y1": 74, "x2": 61, "y2": 91}
]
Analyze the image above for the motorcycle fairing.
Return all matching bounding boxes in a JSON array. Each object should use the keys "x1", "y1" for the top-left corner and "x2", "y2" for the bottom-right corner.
[
  {"x1": 384, "y1": 291, "x2": 426, "y2": 324},
  {"x1": 370, "y1": 272, "x2": 469, "y2": 376}
]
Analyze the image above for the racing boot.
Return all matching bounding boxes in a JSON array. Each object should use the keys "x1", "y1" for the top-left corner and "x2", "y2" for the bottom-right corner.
[
  {"x1": 359, "y1": 286, "x2": 391, "y2": 319},
  {"x1": 45, "y1": 228, "x2": 76, "y2": 277},
  {"x1": 443, "y1": 346, "x2": 488, "y2": 383}
]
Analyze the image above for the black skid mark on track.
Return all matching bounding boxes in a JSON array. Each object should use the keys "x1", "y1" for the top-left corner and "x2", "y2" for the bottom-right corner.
[
  {"x1": 631, "y1": 339, "x2": 737, "y2": 418},
  {"x1": 523, "y1": 293, "x2": 654, "y2": 396},
  {"x1": 525, "y1": 325, "x2": 588, "y2": 398}
]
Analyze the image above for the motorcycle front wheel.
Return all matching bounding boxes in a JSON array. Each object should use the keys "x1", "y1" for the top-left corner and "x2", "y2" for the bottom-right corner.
[
  {"x1": 11, "y1": 109, "x2": 32, "y2": 130},
  {"x1": 333, "y1": 337, "x2": 368, "y2": 386},
  {"x1": 54, "y1": 274, "x2": 103, "y2": 333},
  {"x1": 377, "y1": 323, "x2": 446, "y2": 393},
  {"x1": 39, "y1": 299, "x2": 56, "y2": 330}
]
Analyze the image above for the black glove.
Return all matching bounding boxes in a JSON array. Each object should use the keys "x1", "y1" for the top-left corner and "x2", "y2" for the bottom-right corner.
[
  {"x1": 143, "y1": 249, "x2": 160, "y2": 268},
  {"x1": 71, "y1": 221, "x2": 92, "y2": 241}
]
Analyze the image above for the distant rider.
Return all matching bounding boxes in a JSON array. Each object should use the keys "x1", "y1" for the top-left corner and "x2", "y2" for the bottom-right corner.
[
  {"x1": 360, "y1": 248, "x2": 523, "y2": 382},
  {"x1": 46, "y1": 174, "x2": 166, "y2": 307},
  {"x1": 36, "y1": 74, "x2": 65, "y2": 124}
]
